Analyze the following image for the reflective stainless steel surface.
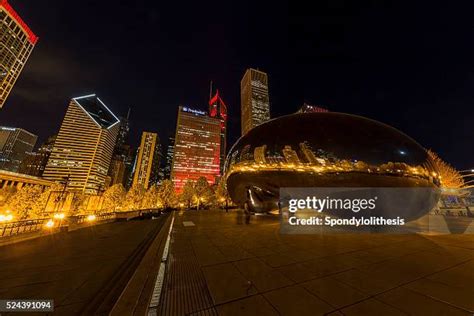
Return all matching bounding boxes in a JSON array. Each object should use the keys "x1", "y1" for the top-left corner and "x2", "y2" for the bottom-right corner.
[{"x1": 225, "y1": 112, "x2": 440, "y2": 218}]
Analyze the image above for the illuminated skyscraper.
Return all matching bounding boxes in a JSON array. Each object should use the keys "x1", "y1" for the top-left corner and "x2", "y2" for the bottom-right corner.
[
  {"x1": 240, "y1": 68, "x2": 270, "y2": 135},
  {"x1": 209, "y1": 88, "x2": 227, "y2": 174},
  {"x1": 171, "y1": 106, "x2": 220, "y2": 191},
  {"x1": 132, "y1": 131, "x2": 161, "y2": 189},
  {"x1": 282, "y1": 145, "x2": 300, "y2": 164},
  {"x1": 43, "y1": 95, "x2": 120, "y2": 194},
  {"x1": 0, "y1": 126, "x2": 37, "y2": 172},
  {"x1": 19, "y1": 135, "x2": 56, "y2": 176},
  {"x1": 0, "y1": 0, "x2": 38, "y2": 108},
  {"x1": 163, "y1": 137, "x2": 174, "y2": 180},
  {"x1": 108, "y1": 109, "x2": 133, "y2": 187}
]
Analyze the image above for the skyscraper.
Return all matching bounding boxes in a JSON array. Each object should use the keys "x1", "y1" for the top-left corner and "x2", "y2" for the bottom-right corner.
[
  {"x1": 132, "y1": 131, "x2": 161, "y2": 189},
  {"x1": 108, "y1": 109, "x2": 133, "y2": 187},
  {"x1": 171, "y1": 106, "x2": 220, "y2": 191},
  {"x1": 209, "y1": 88, "x2": 227, "y2": 175},
  {"x1": 163, "y1": 137, "x2": 174, "y2": 180},
  {"x1": 0, "y1": 126, "x2": 37, "y2": 172},
  {"x1": 19, "y1": 135, "x2": 56, "y2": 176},
  {"x1": 43, "y1": 94, "x2": 120, "y2": 194},
  {"x1": 0, "y1": 0, "x2": 38, "y2": 108},
  {"x1": 240, "y1": 68, "x2": 270, "y2": 135}
]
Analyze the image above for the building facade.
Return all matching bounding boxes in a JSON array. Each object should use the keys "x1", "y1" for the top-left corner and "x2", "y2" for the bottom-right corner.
[
  {"x1": 18, "y1": 134, "x2": 56, "y2": 176},
  {"x1": 240, "y1": 68, "x2": 270, "y2": 135},
  {"x1": 108, "y1": 110, "x2": 134, "y2": 188},
  {"x1": 0, "y1": 0, "x2": 38, "y2": 108},
  {"x1": 171, "y1": 106, "x2": 220, "y2": 191},
  {"x1": 209, "y1": 89, "x2": 227, "y2": 175},
  {"x1": 163, "y1": 137, "x2": 174, "y2": 180},
  {"x1": 0, "y1": 126, "x2": 37, "y2": 172},
  {"x1": 43, "y1": 95, "x2": 120, "y2": 194},
  {"x1": 132, "y1": 131, "x2": 161, "y2": 189}
]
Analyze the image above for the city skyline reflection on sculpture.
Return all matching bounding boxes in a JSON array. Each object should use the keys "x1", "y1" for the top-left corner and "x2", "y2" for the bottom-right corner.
[{"x1": 225, "y1": 112, "x2": 441, "y2": 222}]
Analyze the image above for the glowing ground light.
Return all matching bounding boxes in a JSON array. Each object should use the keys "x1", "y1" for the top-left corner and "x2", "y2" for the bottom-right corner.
[
  {"x1": 53, "y1": 213, "x2": 65, "y2": 219},
  {"x1": 86, "y1": 215, "x2": 96, "y2": 222},
  {"x1": 45, "y1": 220, "x2": 55, "y2": 228},
  {"x1": 0, "y1": 214, "x2": 13, "y2": 222}
]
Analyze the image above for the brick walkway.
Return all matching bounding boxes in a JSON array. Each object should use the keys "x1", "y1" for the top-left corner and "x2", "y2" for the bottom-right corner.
[{"x1": 158, "y1": 210, "x2": 474, "y2": 315}]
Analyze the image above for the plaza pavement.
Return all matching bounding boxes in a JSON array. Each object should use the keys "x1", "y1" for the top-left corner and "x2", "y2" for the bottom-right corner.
[
  {"x1": 0, "y1": 216, "x2": 168, "y2": 315},
  {"x1": 158, "y1": 209, "x2": 474, "y2": 315}
]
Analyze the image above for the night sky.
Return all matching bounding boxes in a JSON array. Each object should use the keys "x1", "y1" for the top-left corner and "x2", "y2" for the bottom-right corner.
[{"x1": 0, "y1": 0, "x2": 473, "y2": 169}]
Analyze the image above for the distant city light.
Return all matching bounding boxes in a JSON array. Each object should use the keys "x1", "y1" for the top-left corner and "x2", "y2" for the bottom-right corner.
[
  {"x1": 86, "y1": 215, "x2": 96, "y2": 222},
  {"x1": 45, "y1": 220, "x2": 55, "y2": 228}
]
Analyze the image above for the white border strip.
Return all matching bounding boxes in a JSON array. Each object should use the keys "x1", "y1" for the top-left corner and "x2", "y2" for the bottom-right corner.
[{"x1": 148, "y1": 212, "x2": 175, "y2": 315}]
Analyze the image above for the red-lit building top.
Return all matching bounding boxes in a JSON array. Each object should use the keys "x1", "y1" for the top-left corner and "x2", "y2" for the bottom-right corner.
[
  {"x1": 298, "y1": 103, "x2": 329, "y2": 113},
  {"x1": 0, "y1": 0, "x2": 38, "y2": 44},
  {"x1": 209, "y1": 89, "x2": 228, "y2": 175}
]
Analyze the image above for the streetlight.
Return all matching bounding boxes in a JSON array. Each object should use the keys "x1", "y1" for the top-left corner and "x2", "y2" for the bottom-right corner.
[
  {"x1": 53, "y1": 213, "x2": 65, "y2": 219},
  {"x1": 44, "y1": 219, "x2": 55, "y2": 228},
  {"x1": 0, "y1": 211, "x2": 14, "y2": 222}
]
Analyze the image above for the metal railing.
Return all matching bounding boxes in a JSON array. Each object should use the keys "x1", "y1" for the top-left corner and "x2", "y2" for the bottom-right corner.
[
  {"x1": 0, "y1": 209, "x2": 160, "y2": 239},
  {"x1": 73, "y1": 212, "x2": 116, "y2": 224},
  {"x1": 1, "y1": 219, "x2": 47, "y2": 237}
]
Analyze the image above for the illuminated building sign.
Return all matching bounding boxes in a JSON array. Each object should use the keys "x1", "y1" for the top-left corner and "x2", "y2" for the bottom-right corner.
[{"x1": 182, "y1": 107, "x2": 207, "y2": 116}]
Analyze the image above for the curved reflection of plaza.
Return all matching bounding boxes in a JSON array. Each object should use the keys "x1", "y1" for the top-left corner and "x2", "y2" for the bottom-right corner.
[{"x1": 225, "y1": 112, "x2": 441, "y2": 215}]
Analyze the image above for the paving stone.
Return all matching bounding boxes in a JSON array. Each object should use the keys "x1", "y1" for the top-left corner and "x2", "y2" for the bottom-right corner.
[
  {"x1": 376, "y1": 287, "x2": 470, "y2": 315},
  {"x1": 234, "y1": 258, "x2": 293, "y2": 292},
  {"x1": 276, "y1": 262, "x2": 325, "y2": 283},
  {"x1": 217, "y1": 245, "x2": 253, "y2": 262},
  {"x1": 302, "y1": 276, "x2": 368, "y2": 308},
  {"x1": 332, "y1": 269, "x2": 393, "y2": 295},
  {"x1": 202, "y1": 262, "x2": 257, "y2": 304},
  {"x1": 404, "y1": 278, "x2": 474, "y2": 312},
  {"x1": 245, "y1": 246, "x2": 276, "y2": 257},
  {"x1": 160, "y1": 210, "x2": 474, "y2": 314},
  {"x1": 340, "y1": 298, "x2": 404, "y2": 316},
  {"x1": 216, "y1": 295, "x2": 278, "y2": 316},
  {"x1": 427, "y1": 260, "x2": 474, "y2": 289},
  {"x1": 264, "y1": 285, "x2": 333, "y2": 316}
]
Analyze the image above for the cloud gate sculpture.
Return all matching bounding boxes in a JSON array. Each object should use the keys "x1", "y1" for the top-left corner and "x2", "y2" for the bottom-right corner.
[{"x1": 224, "y1": 112, "x2": 440, "y2": 222}]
